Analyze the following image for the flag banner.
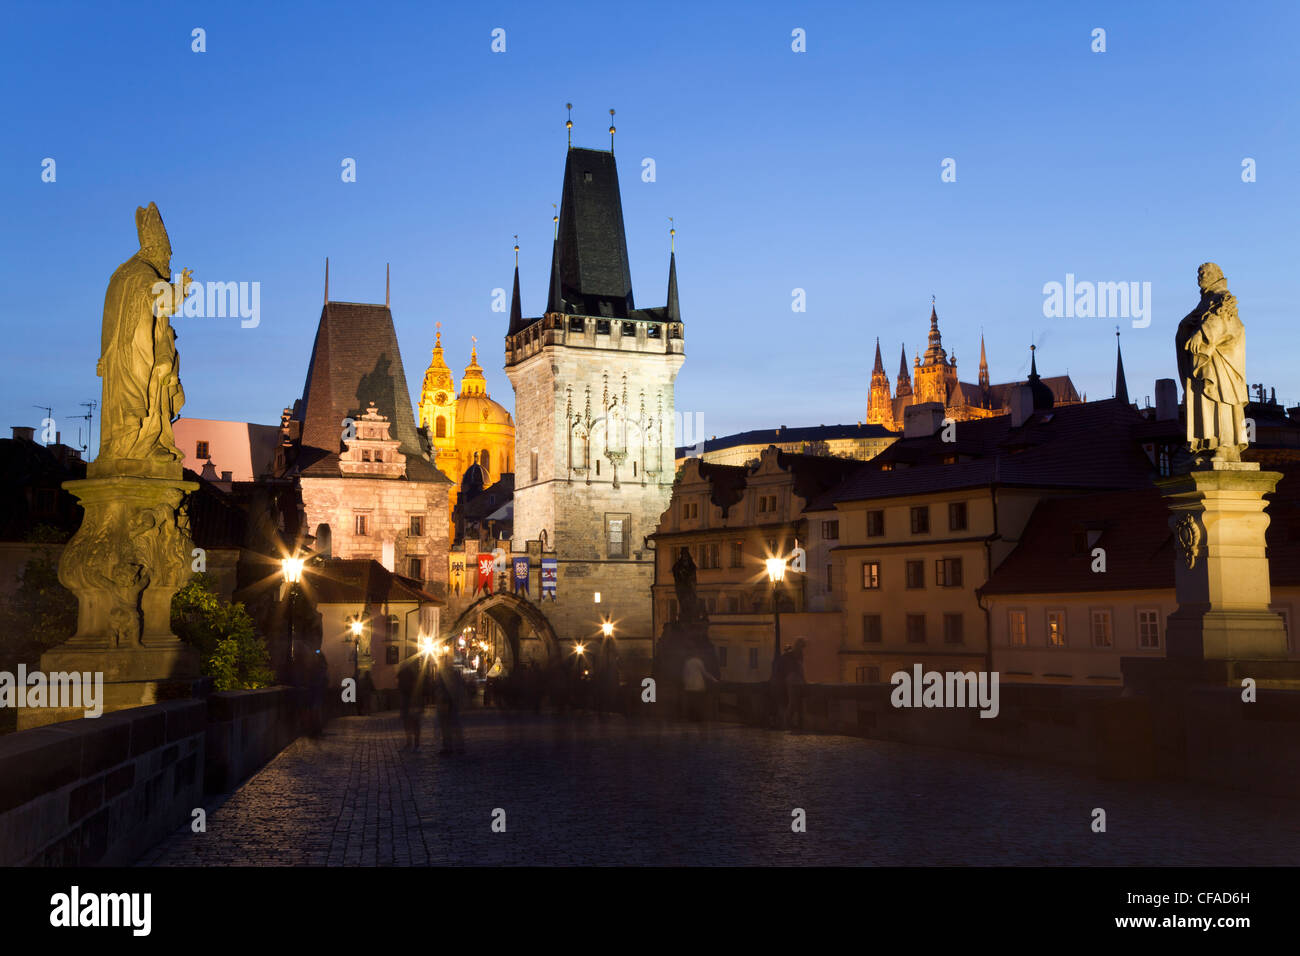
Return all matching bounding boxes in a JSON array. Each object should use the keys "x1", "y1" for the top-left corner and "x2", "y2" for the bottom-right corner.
[
  {"x1": 512, "y1": 556, "x2": 530, "y2": 594},
  {"x1": 541, "y1": 558, "x2": 558, "y2": 600},
  {"x1": 477, "y1": 554, "x2": 495, "y2": 595},
  {"x1": 449, "y1": 555, "x2": 465, "y2": 596}
]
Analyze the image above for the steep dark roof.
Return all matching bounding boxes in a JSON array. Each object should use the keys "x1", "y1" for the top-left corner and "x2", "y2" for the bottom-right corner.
[
  {"x1": 556, "y1": 147, "x2": 634, "y2": 318},
  {"x1": 306, "y1": 558, "x2": 442, "y2": 605},
  {"x1": 665, "y1": 251, "x2": 680, "y2": 324},
  {"x1": 293, "y1": 301, "x2": 447, "y2": 482},
  {"x1": 507, "y1": 262, "x2": 525, "y2": 336},
  {"x1": 811, "y1": 399, "x2": 1158, "y2": 507},
  {"x1": 676, "y1": 422, "x2": 895, "y2": 459},
  {"x1": 979, "y1": 469, "x2": 1300, "y2": 595},
  {"x1": 773, "y1": 450, "x2": 864, "y2": 502}
]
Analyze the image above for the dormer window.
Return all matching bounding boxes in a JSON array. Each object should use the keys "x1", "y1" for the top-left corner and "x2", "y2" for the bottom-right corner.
[{"x1": 584, "y1": 171, "x2": 593, "y2": 182}]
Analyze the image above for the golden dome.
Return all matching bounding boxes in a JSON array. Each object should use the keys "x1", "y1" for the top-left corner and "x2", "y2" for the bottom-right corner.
[{"x1": 455, "y1": 391, "x2": 514, "y2": 428}]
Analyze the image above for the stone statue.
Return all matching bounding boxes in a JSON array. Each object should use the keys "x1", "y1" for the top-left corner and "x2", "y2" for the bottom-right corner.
[
  {"x1": 1176, "y1": 262, "x2": 1248, "y2": 464},
  {"x1": 672, "y1": 546, "x2": 699, "y2": 622},
  {"x1": 97, "y1": 202, "x2": 191, "y2": 467}
]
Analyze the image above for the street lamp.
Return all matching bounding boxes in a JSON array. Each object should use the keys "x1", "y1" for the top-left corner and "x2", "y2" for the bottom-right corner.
[
  {"x1": 601, "y1": 620, "x2": 614, "y2": 639},
  {"x1": 281, "y1": 556, "x2": 305, "y2": 673},
  {"x1": 349, "y1": 618, "x2": 364, "y2": 700},
  {"x1": 765, "y1": 556, "x2": 787, "y2": 669}
]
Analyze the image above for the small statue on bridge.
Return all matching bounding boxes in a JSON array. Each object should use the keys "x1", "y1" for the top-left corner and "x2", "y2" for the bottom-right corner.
[
  {"x1": 1176, "y1": 262, "x2": 1249, "y2": 465},
  {"x1": 672, "y1": 546, "x2": 699, "y2": 623}
]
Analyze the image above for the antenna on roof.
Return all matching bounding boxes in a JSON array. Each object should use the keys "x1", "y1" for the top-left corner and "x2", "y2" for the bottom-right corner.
[
  {"x1": 565, "y1": 103, "x2": 573, "y2": 149},
  {"x1": 609, "y1": 108, "x2": 616, "y2": 152}
]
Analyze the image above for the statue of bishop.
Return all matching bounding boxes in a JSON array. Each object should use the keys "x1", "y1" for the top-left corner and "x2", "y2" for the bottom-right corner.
[
  {"x1": 97, "y1": 202, "x2": 191, "y2": 466},
  {"x1": 1175, "y1": 262, "x2": 1248, "y2": 464}
]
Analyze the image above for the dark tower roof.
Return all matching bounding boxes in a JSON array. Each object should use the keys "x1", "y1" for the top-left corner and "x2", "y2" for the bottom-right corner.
[
  {"x1": 507, "y1": 260, "x2": 525, "y2": 335},
  {"x1": 546, "y1": 238, "x2": 562, "y2": 315},
  {"x1": 293, "y1": 301, "x2": 447, "y2": 482},
  {"x1": 556, "y1": 147, "x2": 634, "y2": 318},
  {"x1": 1114, "y1": 333, "x2": 1130, "y2": 405},
  {"x1": 872, "y1": 338, "x2": 885, "y2": 375},
  {"x1": 666, "y1": 251, "x2": 680, "y2": 324}
]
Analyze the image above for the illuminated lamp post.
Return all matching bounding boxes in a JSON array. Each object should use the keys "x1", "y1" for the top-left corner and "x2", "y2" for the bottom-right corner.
[{"x1": 765, "y1": 556, "x2": 787, "y2": 672}]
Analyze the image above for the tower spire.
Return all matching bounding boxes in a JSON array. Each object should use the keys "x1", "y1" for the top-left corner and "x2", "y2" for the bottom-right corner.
[
  {"x1": 872, "y1": 337, "x2": 884, "y2": 375},
  {"x1": 665, "y1": 219, "x2": 680, "y2": 323},
  {"x1": 978, "y1": 331, "x2": 989, "y2": 389},
  {"x1": 508, "y1": 239, "x2": 524, "y2": 335},
  {"x1": 385, "y1": 262, "x2": 390, "y2": 307},
  {"x1": 609, "y1": 108, "x2": 616, "y2": 152},
  {"x1": 896, "y1": 344, "x2": 912, "y2": 397},
  {"x1": 566, "y1": 103, "x2": 573, "y2": 149},
  {"x1": 1114, "y1": 327, "x2": 1129, "y2": 405},
  {"x1": 324, "y1": 257, "x2": 329, "y2": 305}
]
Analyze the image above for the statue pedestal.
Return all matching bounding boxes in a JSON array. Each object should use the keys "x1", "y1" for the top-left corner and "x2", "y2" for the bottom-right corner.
[
  {"x1": 1157, "y1": 464, "x2": 1289, "y2": 660},
  {"x1": 18, "y1": 473, "x2": 203, "y2": 728}
]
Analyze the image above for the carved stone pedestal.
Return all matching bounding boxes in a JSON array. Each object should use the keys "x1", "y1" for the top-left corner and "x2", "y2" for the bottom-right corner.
[
  {"x1": 1157, "y1": 463, "x2": 1289, "y2": 660},
  {"x1": 18, "y1": 473, "x2": 202, "y2": 730}
]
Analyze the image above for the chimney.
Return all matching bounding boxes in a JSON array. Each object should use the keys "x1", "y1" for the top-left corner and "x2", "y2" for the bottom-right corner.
[
  {"x1": 221, "y1": 470, "x2": 233, "y2": 483},
  {"x1": 11, "y1": 426, "x2": 35, "y2": 442},
  {"x1": 1009, "y1": 385, "x2": 1034, "y2": 428},
  {"x1": 1155, "y1": 379, "x2": 1178, "y2": 421},
  {"x1": 903, "y1": 402, "x2": 945, "y2": 438}
]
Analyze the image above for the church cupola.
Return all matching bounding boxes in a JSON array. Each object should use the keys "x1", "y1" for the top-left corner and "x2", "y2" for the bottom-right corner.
[{"x1": 461, "y1": 343, "x2": 488, "y2": 397}]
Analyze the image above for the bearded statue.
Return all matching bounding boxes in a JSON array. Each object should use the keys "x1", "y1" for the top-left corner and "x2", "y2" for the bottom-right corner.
[
  {"x1": 97, "y1": 202, "x2": 191, "y2": 465},
  {"x1": 1175, "y1": 262, "x2": 1248, "y2": 464}
]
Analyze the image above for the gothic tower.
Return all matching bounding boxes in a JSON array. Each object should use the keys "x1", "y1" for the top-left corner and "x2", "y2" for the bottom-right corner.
[
  {"x1": 866, "y1": 338, "x2": 893, "y2": 426},
  {"x1": 505, "y1": 139, "x2": 685, "y2": 668}
]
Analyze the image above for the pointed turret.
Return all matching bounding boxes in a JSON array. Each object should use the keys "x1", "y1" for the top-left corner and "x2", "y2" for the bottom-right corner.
[
  {"x1": 546, "y1": 237, "x2": 562, "y2": 315},
  {"x1": 666, "y1": 250, "x2": 680, "y2": 324},
  {"x1": 922, "y1": 299, "x2": 947, "y2": 366},
  {"x1": 872, "y1": 338, "x2": 885, "y2": 375},
  {"x1": 978, "y1": 333, "x2": 989, "y2": 389},
  {"x1": 866, "y1": 337, "x2": 893, "y2": 426},
  {"x1": 461, "y1": 343, "x2": 488, "y2": 397},
  {"x1": 896, "y1": 344, "x2": 913, "y2": 397},
  {"x1": 1027, "y1": 344, "x2": 1054, "y2": 411},
  {"x1": 507, "y1": 244, "x2": 526, "y2": 335},
  {"x1": 1114, "y1": 331, "x2": 1129, "y2": 405}
]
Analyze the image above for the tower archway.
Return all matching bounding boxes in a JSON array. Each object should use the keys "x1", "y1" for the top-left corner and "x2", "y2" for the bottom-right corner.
[{"x1": 448, "y1": 591, "x2": 561, "y2": 673}]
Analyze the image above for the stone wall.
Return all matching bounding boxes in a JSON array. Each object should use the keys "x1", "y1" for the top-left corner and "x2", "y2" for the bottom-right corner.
[
  {"x1": 0, "y1": 687, "x2": 301, "y2": 866},
  {"x1": 0, "y1": 700, "x2": 205, "y2": 865}
]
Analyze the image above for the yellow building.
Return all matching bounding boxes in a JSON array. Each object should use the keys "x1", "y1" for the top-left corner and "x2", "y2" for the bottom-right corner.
[{"x1": 418, "y1": 333, "x2": 515, "y2": 539}]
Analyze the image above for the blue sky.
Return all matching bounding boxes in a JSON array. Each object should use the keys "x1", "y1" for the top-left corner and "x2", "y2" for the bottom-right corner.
[{"x1": 2, "y1": 0, "x2": 1297, "y2": 454}]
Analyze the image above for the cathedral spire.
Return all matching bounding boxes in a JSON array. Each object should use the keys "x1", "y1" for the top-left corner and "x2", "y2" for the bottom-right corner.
[
  {"x1": 324, "y1": 257, "x2": 329, "y2": 305},
  {"x1": 978, "y1": 332, "x2": 989, "y2": 389},
  {"x1": 1114, "y1": 328, "x2": 1129, "y2": 405},
  {"x1": 385, "y1": 262, "x2": 390, "y2": 308},
  {"x1": 923, "y1": 296, "x2": 947, "y2": 366},
  {"x1": 872, "y1": 338, "x2": 884, "y2": 375},
  {"x1": 896, "y1": 344, "x2": 912, "y2": 397}
]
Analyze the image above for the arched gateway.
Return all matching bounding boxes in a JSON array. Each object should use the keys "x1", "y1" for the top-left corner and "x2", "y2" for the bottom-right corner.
[{"x1": 448, "y1": 591, "x2": 561, "y2": 674}]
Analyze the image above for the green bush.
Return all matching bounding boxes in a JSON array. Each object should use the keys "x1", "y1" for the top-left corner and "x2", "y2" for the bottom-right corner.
[{"x1": 171, "y1": 575, "x2": 275, "y2": 691}]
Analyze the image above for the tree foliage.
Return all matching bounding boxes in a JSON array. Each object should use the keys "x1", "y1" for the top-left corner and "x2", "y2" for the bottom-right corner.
[
  {"x1": 0, "y1": 554, "x2": 78, "y2": 669},
  {"x1": 171, "y1": 575, "x2": 275, "y2": 691}
]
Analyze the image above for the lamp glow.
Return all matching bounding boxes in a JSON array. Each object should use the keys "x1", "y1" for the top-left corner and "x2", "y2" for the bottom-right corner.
[
  {"x1": 765, "y1": 557, "x2": 787, "y2": 584},
  {"x1": 281, "y1": 556, "x2": 304, "y2": 584}
]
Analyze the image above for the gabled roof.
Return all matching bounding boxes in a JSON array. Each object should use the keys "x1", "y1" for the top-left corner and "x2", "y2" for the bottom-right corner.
[
  {"x1": 293, "y1": 301, "x2": 447, "y2": 482},
  {"x1": 306, "y1": 558, "x2": 442, "y2": 606}
]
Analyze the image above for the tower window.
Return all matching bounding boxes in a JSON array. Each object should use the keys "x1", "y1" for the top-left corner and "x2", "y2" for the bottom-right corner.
[
  {"x1": 584, "y1": 171, "x2": 593, "y2": 182},
  {"x1": 530, "y1": 451, "x2": 539, "y2": 482},
  {"x1": 436, "y1": 417, "x2": 446, "y2": 438},
  {"x1": 622, "y1": 322, "x2": 636, "y2": 336}
]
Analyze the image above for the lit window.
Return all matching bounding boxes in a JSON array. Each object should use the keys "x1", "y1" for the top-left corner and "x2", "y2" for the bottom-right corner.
[
  {"x1": 862, "y1": 562, "x2": 880, "y2": 589},
  {"x1": 1047, "y1": 610, "x2": 1067, "y2": 647},
  {"x1": 1008, "y1": 610, "x2": 1027, "y2": 646}
]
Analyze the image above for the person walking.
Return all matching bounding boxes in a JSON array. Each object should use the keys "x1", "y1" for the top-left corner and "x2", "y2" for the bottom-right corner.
[
  {"x1": 396, "y1": 658, "x2": 421, "y2": 750},
  {"x1": 682, "y1": 650, "x2": 717, "y2": 723},
  {"x1": 785, "y1": 638, "x2": 808, "y2": 732},
  {"x1": 435, "y1": 656, "x2": 467, "y2": 755}
]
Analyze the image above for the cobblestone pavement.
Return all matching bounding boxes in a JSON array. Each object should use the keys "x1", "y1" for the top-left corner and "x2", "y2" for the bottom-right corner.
[{"x1": 139, "y1": 710, "x2": 1300, "y2": 866}]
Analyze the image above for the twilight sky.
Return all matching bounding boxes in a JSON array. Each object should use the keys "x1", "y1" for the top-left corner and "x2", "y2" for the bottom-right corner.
[{"x1": 2, "y1": 0, "x2": 1297, "y2": 455}]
